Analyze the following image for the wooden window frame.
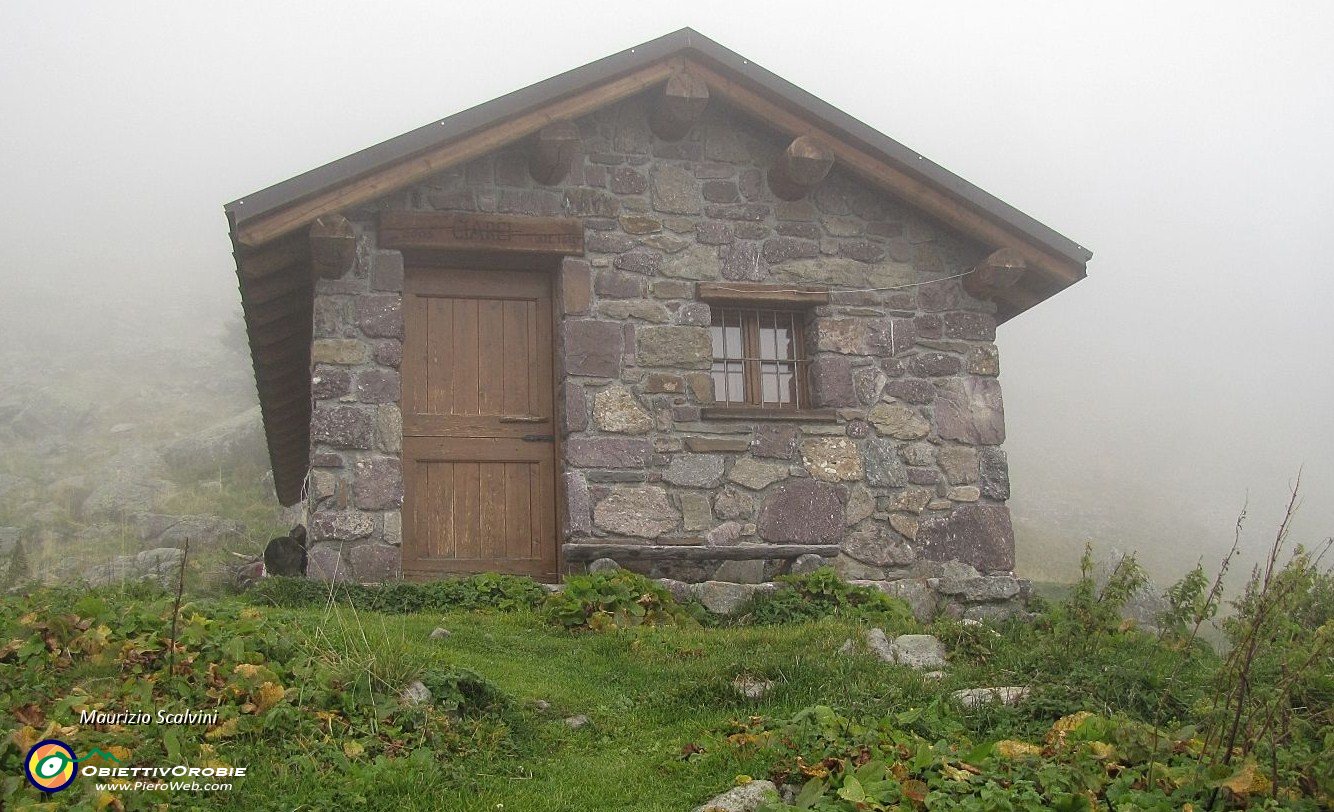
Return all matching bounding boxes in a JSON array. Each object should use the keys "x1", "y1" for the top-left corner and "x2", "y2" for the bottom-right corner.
[
  {"x1": 697, "y1": 283, "x2": 835, "y2": 418},
  {"x1": 710, "y1": 306, "x2": 812, "y2": 410}
]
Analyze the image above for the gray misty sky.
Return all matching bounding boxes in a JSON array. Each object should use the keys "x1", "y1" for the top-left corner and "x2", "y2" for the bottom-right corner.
[{"x1": 2, "y1": 1, "x2": 1330, "y2": 579}]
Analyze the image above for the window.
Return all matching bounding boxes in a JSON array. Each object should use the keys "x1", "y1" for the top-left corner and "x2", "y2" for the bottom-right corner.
[{"x1": 710, "y1": 307, "x2": 809, "y2": 409}]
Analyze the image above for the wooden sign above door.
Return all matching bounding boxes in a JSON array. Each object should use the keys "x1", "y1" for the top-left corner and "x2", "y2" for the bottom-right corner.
[{"x1": 379, "y1": 211, "x2": 584, "y2": 255}]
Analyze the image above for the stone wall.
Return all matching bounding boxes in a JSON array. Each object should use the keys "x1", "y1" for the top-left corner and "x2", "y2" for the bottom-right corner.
[
  {"x1": 301, "y1": 91, "x2": 1021, "y2": 616},
  {"x1": 302, "y1": 227, "x2": 406, "y2": 582}
]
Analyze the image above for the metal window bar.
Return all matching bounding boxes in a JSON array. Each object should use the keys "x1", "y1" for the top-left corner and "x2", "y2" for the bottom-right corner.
[{"x1": 711, "y1": 307, "x2": 808, "y2": 409}]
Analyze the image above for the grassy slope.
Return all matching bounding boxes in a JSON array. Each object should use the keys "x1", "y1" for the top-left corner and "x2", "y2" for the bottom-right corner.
[
  {"x1": 5, "y1": 576, "x2": 1326, "y2": 811},
  {"x1": 244, "y1": 607, "x2": 924, "y2": 811},
  {"x1": 4, "y1": 590, "x2": 1099, "y2": 812}
]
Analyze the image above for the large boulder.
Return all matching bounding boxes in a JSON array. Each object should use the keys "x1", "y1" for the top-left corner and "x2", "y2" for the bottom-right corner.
[
  {"x1": 696, "y1": 581, "x2": 777, "y2": 614},
  {"x1": 885, "y1": 633, "x2": 948, "y2": 670},
  {"x1": 82, "y1": 478, "x2": 175, "y2": 519},
  {"x1": 693, "y1": 780, "x2": 779, "y2": 812},
  {"x1": 0, "y1": 526, "x2": 18, "y2": 558},
  {"x1": 82, "y1": 547, "x2": 186, "y2": 588},
  {"x1": 102, "y1": 447, "x2": 170, "y2": 481},
  {"x1": 863, "y1": 578, "x2": 938, "y2": 622},
  {"x1": 159, "y1": 407, "x2": 267, "y2": 475},
  {"x1": 3, "y1": 393, "x2": 94, "y2": 440},
  {"x1": 134, "y1": 514, "x2": 246, "y2": 547}
]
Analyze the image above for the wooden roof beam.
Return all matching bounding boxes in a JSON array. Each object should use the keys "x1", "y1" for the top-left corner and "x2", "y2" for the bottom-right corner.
[
  {"x1": 963, "y1": 248, "x2": 1027, "y2": 301},
  {"x1": 648, "y1": 68, "x2": 709, "y2": 141},
  {"x1": 529, "y1": 121, "x2": 581, "y2": 185},
  {"x1": 309, "y1": 214, "x2": 356, "y2": 279},
  {"x1": 768, "y1": 135, "x2": 834, "y2": 201}
]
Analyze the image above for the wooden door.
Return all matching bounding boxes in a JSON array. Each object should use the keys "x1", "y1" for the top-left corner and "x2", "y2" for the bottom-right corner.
[{"x1": 401, "y1": 266, "x2": 557, "y2": 580}]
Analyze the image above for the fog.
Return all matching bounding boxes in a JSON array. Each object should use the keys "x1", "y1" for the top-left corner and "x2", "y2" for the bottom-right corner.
[{"x1": 2, "y1": 1, "x2": 1330, "y2": 584}]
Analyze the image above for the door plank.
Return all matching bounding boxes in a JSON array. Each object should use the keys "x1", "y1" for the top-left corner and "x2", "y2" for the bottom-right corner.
[
  {"x1": 504, "y1": 462, "x2": 529, "y2": 561},
  {"x1": 479, "y1": 462, "x2": 506, "y2": 559},
  {"x1": 456, "y1": 461, "x2": 480, "y2": 560},
  {"x1": 451, "y1": 299, "x2": 479, "y2": 415},
  {"x1": 478, "y1": 298, "x2": 506, "y2": 415},
  {"x1": 502, "y1": 299, "x2": 530, "y2": 416},
  {"x1": 434, "y1": 462, "x2": 455, "y2": 559}
]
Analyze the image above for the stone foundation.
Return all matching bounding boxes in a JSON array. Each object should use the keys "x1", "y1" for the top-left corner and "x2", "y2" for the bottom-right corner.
[{"x1": 654, "y1": 575, "x2": 1032, "y2": 623}]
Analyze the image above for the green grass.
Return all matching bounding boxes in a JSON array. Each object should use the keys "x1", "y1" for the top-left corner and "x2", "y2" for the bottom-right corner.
[
  {"x1": 0, "y1": 572, "x2": 1327, "y2": 811},
  {"x1": 2, "y1": 591, "x2": 930, "y2": 810},
  {"x1": 272, "y1": 608, "x2": 907, "y2": 810}
]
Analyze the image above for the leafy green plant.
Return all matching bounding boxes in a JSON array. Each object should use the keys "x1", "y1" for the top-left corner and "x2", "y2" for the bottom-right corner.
[
  {"x1": 543, "y1": 570, "x2": 698, "y2": 631},
  {"x1": 419, "y1": 668, "x2": 509, "y2": 715},
  {"x1": 0, "y1": 586, "x2": 519, "y2": 810},
  {"x1": 1065, "y1": 542, "x2": 1147, "y2": 635},
  {"x1": 742, "y1": 704, "x2": 1321, "y2": 811},
  {"x1": 1199, "y1": 483, "x2": 1334, "y2": 805},
  {"x1": 1157, "y1": 562, "x2": 1215, "y2": 642},
  {"x1": 741, "y1": 568, "x2": 913, "y2": 628}
]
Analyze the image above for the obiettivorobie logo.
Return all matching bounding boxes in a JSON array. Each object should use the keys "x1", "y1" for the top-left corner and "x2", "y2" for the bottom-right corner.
[
  {"x1": 24, "y1": 739, "x2": 106, "y2": 793},
  {"x1": 23, "y1": 739, "x2": 243, "y2": 793}
]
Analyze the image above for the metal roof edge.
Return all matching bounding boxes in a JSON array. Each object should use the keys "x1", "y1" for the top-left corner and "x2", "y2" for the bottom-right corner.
[
  {"x1": 224, "y1": 28, "x2": 700, "y2": 226},
  {"x1": 224, "y1": 25, "x2": 1091, "y2": 265}
]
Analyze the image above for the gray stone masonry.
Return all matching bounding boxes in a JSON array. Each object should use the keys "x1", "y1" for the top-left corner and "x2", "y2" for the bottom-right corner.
[{"x1": 303, "y1": 90, "x2": 1020, "y2": 615}]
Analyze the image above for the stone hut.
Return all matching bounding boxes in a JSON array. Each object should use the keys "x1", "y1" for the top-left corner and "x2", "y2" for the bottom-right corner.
[{"x1": 224, "y1": 29, "x2": 1090, "y2": 617}]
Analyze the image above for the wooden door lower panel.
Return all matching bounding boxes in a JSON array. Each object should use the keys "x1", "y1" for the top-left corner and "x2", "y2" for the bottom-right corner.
[{"x1": 402, "y1": 436, "x2": 556, "y2": 580}]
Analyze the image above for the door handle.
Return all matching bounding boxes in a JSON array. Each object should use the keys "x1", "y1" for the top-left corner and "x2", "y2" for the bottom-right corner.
[
  {"x1": 521, "y1": 434, "x2": 555, "y2": 443},
  {"x1": 499, "y1": 415, "x2": 548, "y2": 423}
]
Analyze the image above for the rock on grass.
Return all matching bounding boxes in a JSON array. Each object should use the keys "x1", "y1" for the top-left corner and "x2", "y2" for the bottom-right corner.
[
  {"x1": 851, "y1": 629, "x2": 947, "y2": 670},
  {"x1": 693, "y1": 779, "x2": 779, "y2": 812},
  {"x1": 400, "y1": 681, "x2": 431, "y2": 706},
  {"x1": 731, "y1": 676, "x2": 773, "y2": 700},
  {"x1": 952, "y1": 686, "x2": 1030, "y2": 708}
]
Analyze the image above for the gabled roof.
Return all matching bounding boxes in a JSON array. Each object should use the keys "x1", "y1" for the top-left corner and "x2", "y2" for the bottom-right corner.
[{"x1": 225, "y1": 27, "x2": 1092, "y2": 506}]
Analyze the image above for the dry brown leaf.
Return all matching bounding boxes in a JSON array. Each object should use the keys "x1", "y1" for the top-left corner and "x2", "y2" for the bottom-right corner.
[
  {"x1": 1221, "y1": 760, "x2": 1271, "y2": 797},
  {"x1": 994, "y1": 740, "x2": 1042, "y2": 759},
  {"x1": 203, "y1": 718, "x2": 238, "y2": 741},
  {"x1": 254, "y1": 681, "x2": 286, "y2": 713}
]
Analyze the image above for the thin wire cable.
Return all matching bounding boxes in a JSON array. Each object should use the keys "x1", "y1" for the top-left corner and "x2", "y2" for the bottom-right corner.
[{"x1": 702, "y1": 269, "x2": 974, "y2": 297}]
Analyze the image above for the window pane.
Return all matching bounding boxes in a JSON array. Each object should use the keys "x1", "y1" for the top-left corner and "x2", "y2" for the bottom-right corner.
[
  {"x1": 712, "y1": 310, "x2": 744, "y2": 361},
  {"x1": 756, "y1": 320, "x2": 794, "y2": 362},
  {"x1": 775, "y1": 323, "x2": 792, "y2": 360},
  {"x1": 726, "y1": 363, "x2": 745, "y2": 403},
  {"x1": 776, "y1": 362, "x2": 795, "y2": 405},
  {"x1": 725, "y1": 324, "x2": 742, "y2": 359}
]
